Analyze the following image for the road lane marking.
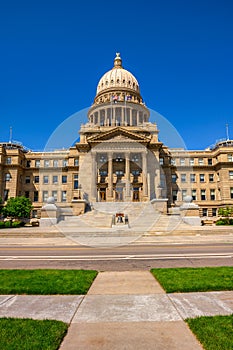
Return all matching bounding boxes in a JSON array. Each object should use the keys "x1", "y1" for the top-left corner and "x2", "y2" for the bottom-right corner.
[{"x1": 0, "y1": 253, "x2": 232, "y2": 261}]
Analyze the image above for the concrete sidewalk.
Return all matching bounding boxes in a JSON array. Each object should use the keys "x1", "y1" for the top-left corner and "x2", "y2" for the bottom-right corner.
[{"x1": 0, "y1": 271, "x2": 232, "y2": 349}]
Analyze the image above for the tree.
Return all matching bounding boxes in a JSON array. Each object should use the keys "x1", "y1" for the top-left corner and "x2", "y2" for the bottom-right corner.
[{"x1": 2, "y1": 197, "x2": 33, "y2": 219}]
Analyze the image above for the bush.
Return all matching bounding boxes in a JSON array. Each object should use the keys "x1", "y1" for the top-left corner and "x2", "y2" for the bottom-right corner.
[
  {"x1": 216, "y1": 218, "x2": 233, "y2": 225},
  {"x1": 4, "y1": 221, "x2": 12, "y2": 228},
  {"x1": 12, "y1": 221, "x2": 22, "y2": 228},
  {"x1": 0, "y1": 222, "x2": 5, "y2": 229}
]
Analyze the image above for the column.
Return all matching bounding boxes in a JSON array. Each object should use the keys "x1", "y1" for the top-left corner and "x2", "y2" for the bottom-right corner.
[
  {"x1": 121, "y1": 107, "x2": 124, "y2": 126},
  {"x1": 142, "y1": 151, "x2": 148, "y2": 197},
  {"x1": 130, "y1": 108, "x2": 132, "y2": 126},
  {"x1": 91, "y1": 152, "x2": 97, "y2": 200},
  {"x1": 104, "y1": 109, "x2": 107, "y2": 126},
  {"x1": 108, "y1": 153, "x2": 113, "y2": 199},
  {"x1": 113, "y1": 107, "x2": 116, "y2": 126},
  {"x1": 125, "y1": 152, "x2": 131, "y2": 199},
  {"x1": 136, "y1": 110, "x2": 140, "y2": 125},
  {"x1": 98, "y1": 110, "x2": 100, "y2": 125}
]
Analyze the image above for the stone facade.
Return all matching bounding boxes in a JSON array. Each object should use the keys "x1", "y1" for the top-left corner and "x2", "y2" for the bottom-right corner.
[{"x1": 1, "y1": 54, "x2": 233, "y2": 219}]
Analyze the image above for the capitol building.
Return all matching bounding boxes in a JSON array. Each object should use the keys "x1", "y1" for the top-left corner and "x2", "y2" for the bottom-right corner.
[{"x1": 1, "y1": 54, "x2": 233, "y2": 220}]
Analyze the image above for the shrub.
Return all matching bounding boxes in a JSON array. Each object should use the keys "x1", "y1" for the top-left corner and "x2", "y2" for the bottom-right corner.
[
  {"x1": 216, "y1": 218, "x2": 233, "y2": 225},
  {"x1": 0, "y1": 222, "x2": 5, "y2": 229},
  {"x1": 4, "y1": 221, "x2": 12, "y2": 228},
  {"x1": 12, "y1": 221, "x2": 21, "y2": 228}
]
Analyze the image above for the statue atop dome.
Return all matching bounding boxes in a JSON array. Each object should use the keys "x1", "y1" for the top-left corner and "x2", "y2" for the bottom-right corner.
[{"x1": 114, "y1": 52, "x2": 122, "y2": 68}]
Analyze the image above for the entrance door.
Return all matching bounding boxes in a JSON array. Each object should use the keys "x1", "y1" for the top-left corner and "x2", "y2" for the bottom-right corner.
[
  {"x1": 99, "y1": 188, "x2": 106, "y2": 201},
  {"x1": 133, "y1": 188, "x2": 140, "y2": 201},
  {"x1": 115, "y1": 187, "x2": 124, "y2": 201}
]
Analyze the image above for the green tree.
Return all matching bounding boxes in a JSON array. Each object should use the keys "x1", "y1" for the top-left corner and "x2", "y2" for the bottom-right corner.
[
  {"x1": 218, "y1": 206, "x2": 233, "y2": 224},
  {"x1": 2, "y1": 197, "x2": 32, "y2": 219}
]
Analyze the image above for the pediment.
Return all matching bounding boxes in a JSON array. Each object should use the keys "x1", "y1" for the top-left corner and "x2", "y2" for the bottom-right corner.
[{"x1": 87, "y1": 127, "x2": 150, "y2": 144}]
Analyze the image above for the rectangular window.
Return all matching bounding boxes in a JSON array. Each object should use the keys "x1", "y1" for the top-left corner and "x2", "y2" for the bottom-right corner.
[
  {"x1": 171, "y1": 158, "x2": 176, "y2": 165},
  {"x1": 61, "y1": 190, "x2": 67, "y2": 202},
  {"x1": 201, "y1": 189, "x2": 206, "y2": 200},
  {"x1": 26, "y1": 160, "x2": 31, "y2": 168},
  {"x1": 6, "y1": 157, "x2": 11, "y2": 164},
  {"x1": 43, "y1": 191, "x2": 48, "y2": 202},
  {"x1": 210, "y1": 189, "x2": 215, "y2": 200},
  {"x1": 115, "y1": 170, "x2": 124, "y2": 176},
  {"x1": 43, "y1": 175, "x2": 49, "y2": 184},
  {"x1": 62, "y1": 175, "x2": 67, "y2": 183},
  {"x1": 190, "y1": 174, "x2": 196, "y2": 183},
  {"x1": 172, "y1": 190, "x2": 178, "y2": 201},
  {"x1": 199, "y1": 174, "x2": 205, "y2": 182},
  {"x1": 208, "y1": 158, "x2": 212, "y2": 165},
  {"x1": 229, "y1": 171, "x2": 233, "y2": 180},
  {"x1": 34, "y1": 176, "x2": 39, "y2": 183},
  {"x1": 182, "y1": 190, "x2": 187, "y2": 200},
  {"x1": 181, "y1": 174, "x2": 186, "y2": 183},
  {"x1": 53, "y1": 175, "x2": 58, "y2": 184},
  {"x1": 52, "y1": 190, "x2": 58, "y2": 202},
  {"x1": 198, "y1": 158, "x2": 204, "y2": 165},
  {"x1": 230, "y1": 188, "x2": 233, "y2": 199},
  {"x1": 25, "y1": 176, "x2": 30, "y2": 184},
  {"x1": 180, "y1": 158, "x2": 185, "y2": 166},
  {"x1": 212, "y1": 208, "x2": 217, "y2": 217},
  {"x1": 209, "y1": 174, "x2": 214, "y2": 182},
  {"x1": 228, "y1": 154, "x2": 233, "y2": 162},
  {"x1": 34, "y1": 191, "x2": 38, "y2": 202},
  {"x1": 202, "y1": 208, "x2": 208, "y2": 217},
  {"x1": 159, "y1": 158, "x2": 164, "y2": 165},
  {"x1": 25, "y1": 191, "x2": 29, "y2": 198},
  {"x1": 189, "y1": 158, "x2": 194, "y2": 166},
  {"x1": 5, "y1": 173, "x2": 11, "y2": 182},
  {"x1": 35, "y1": 160, "x2": 40, "y2": 168},
  {"x1": 74, "y1": 158, "x2": 79, "y2": 166},
  {"x1": 44, "y1": 160, "x2": 50, "y2": 167},
  {"x1": 192, "y1": 189, "x2": 197, "y2": 201},
  {"x1": 53, "y1": 159, "x2": 59, "y2": 167},
  {"x1": 63, "y1": 159, "x2": 68, "y2": 167},
  {"x1": 171, "y1": 174, "x2": 177, "y2": 183},
  {"x1": 32, "y1": 210, "x2": 37, "y2": 218},
  {"x1": 73, "y1": 174, "x2": 79, "y2": 189}
]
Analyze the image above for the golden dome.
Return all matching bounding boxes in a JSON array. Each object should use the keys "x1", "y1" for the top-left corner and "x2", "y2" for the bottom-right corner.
[{"x1": 96, "y1": 53, "x2": 140, "y2": 95}]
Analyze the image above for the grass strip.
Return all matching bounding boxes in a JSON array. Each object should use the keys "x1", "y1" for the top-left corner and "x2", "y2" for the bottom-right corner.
[
  {"x1": 186, "y1": 315, "x2": 233, "y2": 350},
  {"x1": 0, "y1": 269, "x2": 97, "y2": 294},
  {"x1": 0, "y1": 317, "x2": 68, "y2": 350},
  {"x1": 151, "y1": 266, "x2": 233, "y2": 293}
]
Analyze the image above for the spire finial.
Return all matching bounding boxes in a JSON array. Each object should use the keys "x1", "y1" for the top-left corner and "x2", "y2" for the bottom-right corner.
[{"x1": 114, "y1": 52, "x2": 122, "y2": 68}]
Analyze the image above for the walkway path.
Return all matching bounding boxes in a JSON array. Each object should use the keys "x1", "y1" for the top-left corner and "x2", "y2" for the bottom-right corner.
[{"x1": 0, "y1": 271, "x2": 232, "y2": 349}]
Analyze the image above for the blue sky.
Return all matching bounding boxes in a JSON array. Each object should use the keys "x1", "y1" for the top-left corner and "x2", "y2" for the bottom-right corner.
[{"x1": 0, "y1": 0, "x2": 233, "y2": 150}]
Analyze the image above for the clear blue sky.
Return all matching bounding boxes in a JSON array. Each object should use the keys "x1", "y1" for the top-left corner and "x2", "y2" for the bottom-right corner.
[{"x1": 0, "y1": 0, "x2": 232, "y2": 150}]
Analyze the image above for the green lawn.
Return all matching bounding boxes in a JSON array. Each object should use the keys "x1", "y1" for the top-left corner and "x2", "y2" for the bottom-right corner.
[
  {"x1": 151, "y1": 266, "x2": 233, "y2": 293},
  {"x1": 0, "y1": 269, "x2": 97, "y2": 294},
  {"x1": 0, "y1": 318, "x2": 68, "y2": 350},
  {"x1": 186, "y1": 315, "x2": 233, "y2": 350}
]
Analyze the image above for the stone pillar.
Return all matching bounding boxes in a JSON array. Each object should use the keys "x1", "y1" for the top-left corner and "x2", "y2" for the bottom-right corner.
[
  {"x1": 104, "y1": 109, "x2": 107, "y2": 126},
  {"x1": 125, "y1": 152, "x2": 131, "y2": 200},
  {"x1": 137, "y1": 110, "x2": 140, "y2": 125},
  {"x1": 40, "y1": 197, "x2": 60, "y2": 227},
  {"x1": 130, "y1": 108, "x2": 132, "y2": 126},
  {"x1": 108, "y1": 153, "x2": 113, "y2": 199},
  {"x1": 113, "y1": 107, "x2": 116, "y2": 126},
  {"x1": 91, "y1": 152, "x2": 97, "y2": 200},
  {"x1": 142, "y1": 151, "x2": 148, "y2": 197},
  {"x1": 121, "y1": 107, "x2": 124, "y2": 126},
  {"x1": 98, "y1": 110, "x2": 100, "y2": 125}
]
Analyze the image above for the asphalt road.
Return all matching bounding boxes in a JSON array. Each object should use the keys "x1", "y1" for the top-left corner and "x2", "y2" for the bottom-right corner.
[{"x1": 0, "y1": 243, "x2": 232, "y2": 270}]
